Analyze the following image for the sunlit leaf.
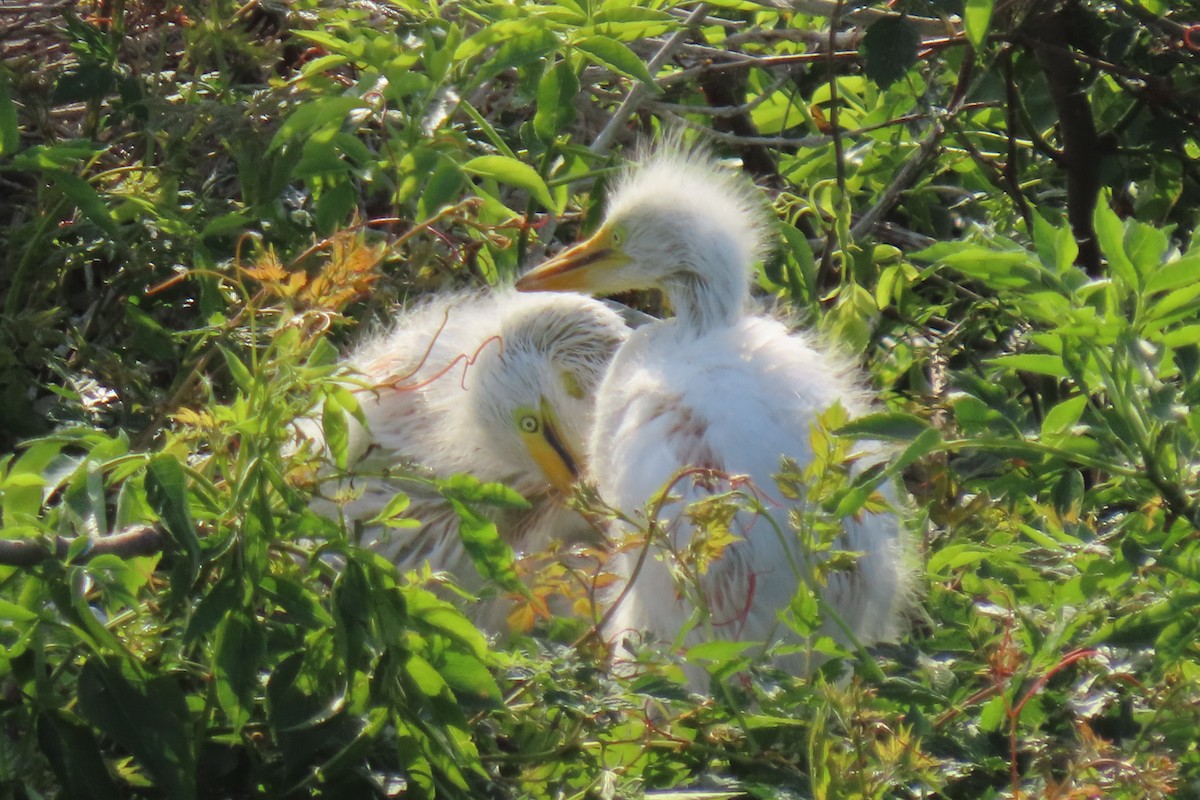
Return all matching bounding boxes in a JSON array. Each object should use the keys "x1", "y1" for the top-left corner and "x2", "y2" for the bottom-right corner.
[
  {"x1": 574, "y1": 35, "x2": 655, "y2": 84},
  {"x1": 988, "y1": 353, "x2": 1070, "y2": 379},
  {"x1": 836, "y1": 412, "x2": 931, "y2": 441},
  {"x1": 963, "y1": 0, "x2": 995, "y2": 49},
  {"x1": 462, "y1": 155, "x2": 555, "y2": 209},
  {"x1": 534, "y1": 60, "x2": 580, "y2": 144}
]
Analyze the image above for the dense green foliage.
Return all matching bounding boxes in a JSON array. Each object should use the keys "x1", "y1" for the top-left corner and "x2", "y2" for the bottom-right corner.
[{"x1": 2, "y1": 0, "x2": 1200, "y2": 797}]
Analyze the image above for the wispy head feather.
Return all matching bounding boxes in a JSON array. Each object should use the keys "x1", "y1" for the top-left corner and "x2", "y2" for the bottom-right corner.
[{"x1": 608, "y1": 138, "x2": 773, "y2": 269}]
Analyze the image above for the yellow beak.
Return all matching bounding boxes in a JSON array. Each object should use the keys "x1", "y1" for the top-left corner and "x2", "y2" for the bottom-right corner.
[
  {"x1": 522, "y1": 403, "x2": 580, "y2": 495},
  {"x1": 515, "y1": 227, "x2": 630, "y2": 294}
]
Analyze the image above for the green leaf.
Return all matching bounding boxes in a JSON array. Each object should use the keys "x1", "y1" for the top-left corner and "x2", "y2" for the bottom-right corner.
[
  {"x1": 417, "y1": 156, "x2": 467, "y2": 220},
  {"x1": 270, "y1": 96, "x2": 365, "y2": 152},
  {"x1": 184, "y1": 574, "x2": 243, "y2": 644},
  {"x1": 437, "y1": 651, "x2": 502, "y2": 704},
  {"x1": 685, "y1": 639, "x2": 756, "y2": 664},
  {"x1": 438, "y1": 473, "x2": 531, "y2": 509},
  {"x1": 1159, "y1": 325, "x2": 1200, "y2": 349},
  {"x1": 1147, "y1": 282, "x2": 1200, "y2": 323},
  {"x1": 534, "y1": 60, "x2": 580, "y2": 144},
  {"x1": 778, "y1": 222, "x2": 818, "y2": 310},
  {"x1": 145, "y1": 454, "x2": 200, "y2": 568},
  {"x1": 214, "y1": 612, "x2": 266, "y2": 731},
  {"x1": 861, "y1": 16, "x2": 920, "y2": 89},
  {"x1": 574, "y1": 35, "x2": 655, "y2": 85},
  {"x1": 891, "y1": 427, "x2": 944, "y2": 473},
  {"x1": 836, "y1": 412, "x2": 931, "y2": 441},
  {"x1": 36, "y1": 711, "x2": 121, "y2": 800},
  {"x1": 963, "y1": 0, "x2": 995, "y2": 48},
  {"x1": 445, "y1": 497, "x2": 524, "y2": 594},
  {"x1": 218, "y1": 345, "x2": 255, "y2": 393},
  {"x1": 367, "y1": 492, "x2": 412, "y2": 526},
  {"x1": 455, "y1": 20, "x2": 549, "y2": 61},
  {"x1": 987, "y1": 353, "x2": 1070, "y2": 379},
  {"x1": 0, "y1": 597, "x2": 38, "y2": 623},
  {"x1": 1092, "y1": 592, "x2": 1200, "y2": 648},
  {"x1": 474, "y1": 30, "x2": 561, "y2": 87},
  {"x1": 588, "y1": 7, "x2": 674, "y2": 40},
  {"x1": 928, "y1": 544, "x2": 1010, "y2": 573},
  {"x1": 1040, "y1": 395, "x2": 1088, "y2": 439},
  {"x1": 406, "y1": 588, "x2": 490, "y2": 659},
  {"x1": 322, "y1": 395, "x2": 351, "y2": 471},
  {"x1": 462, "y1": 155, "x2": 555, "y2": 209},
  {"x1": 334, "y1": 560, "x2": 372, "y2": 673},
  {"x1": 404, "y1": 652, "x2": 451, "y2": 698},
  {"x1": 124, "y1": 301, "x2": 178, "y2": 361},
  {"x1": 1093, "y1": 200, "x2": 1139, "y2": 291},
  {"x1": 924, "y1": 247, "x2": 1039, "y2": 289},
  {"x1": 77, "y1": 658, "x2": 196, "y2": 800},
  {"x1": 48, "y1": 170, "x2": 119, "y2": 240},
  {"x1": 1146, "y1": 256, "x2": 1200, "y2": 295},
  {"x1": 1031, "y1": 212, "x2": 1077, "y2": 273},
  {"x1": 978, "y1": 694, "x2": 1007, "y2": 732},
  {"x1": 1159, "y1": 541, "x2": 1200, "y2": 583},
  {"x1": 1125, "y1": 219, "x2": 1169, "y2": 278},
  {"x1": 0, "y1": 79, "x2": 18, "y2": 156}
]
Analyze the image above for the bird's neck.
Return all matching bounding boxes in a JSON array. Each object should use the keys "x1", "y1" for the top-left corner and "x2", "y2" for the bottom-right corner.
[{"x1": 665, "y1": 268, "x2": 748, "y2": 331}]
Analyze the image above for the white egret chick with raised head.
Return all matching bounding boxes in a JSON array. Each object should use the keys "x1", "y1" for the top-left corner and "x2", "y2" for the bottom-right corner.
[
  {"x1": 516, "y1": 146, "x2": 911, "y2": 679},
  {"x1": 311, "y1": 289, "x2": 628, "y2": 632}
]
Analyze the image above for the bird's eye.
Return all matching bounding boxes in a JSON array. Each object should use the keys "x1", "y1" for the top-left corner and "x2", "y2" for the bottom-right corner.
[{"x1": 519, "y1": 414, "x2": 540, "y2": 433}]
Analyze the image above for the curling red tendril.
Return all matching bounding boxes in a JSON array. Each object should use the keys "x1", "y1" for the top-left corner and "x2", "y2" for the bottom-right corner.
[
  {"x1": 1185, "y1": 25, "x2": 1200, "y2": 53},
  {"x1": 376, "y1": 305, "x2": 506, "y2": 393}
]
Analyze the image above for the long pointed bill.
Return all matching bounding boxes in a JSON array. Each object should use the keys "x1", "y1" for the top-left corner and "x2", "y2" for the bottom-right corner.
[
  {"x1": 523, "y1": 404, "x2": 580, "y2": 495},
  {"x1": 515, "y1": 228, "x2": 630, "y2": 294}
]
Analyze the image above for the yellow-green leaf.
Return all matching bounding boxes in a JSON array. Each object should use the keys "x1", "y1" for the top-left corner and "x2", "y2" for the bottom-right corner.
[
  {"x1": 574, "y1": 35, "x2": 654, "y2": 85},
  {"x1": 963, "y1": 0, "x2": 995, "y2": 49},
  {"x1": 462, "y1": 155, "x2": 555, "y2": 209}
]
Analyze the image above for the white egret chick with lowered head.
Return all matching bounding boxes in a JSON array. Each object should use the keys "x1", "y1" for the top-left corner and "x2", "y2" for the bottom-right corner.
[
  {"x1": 516, "y1": 146, "x2": 912, "y2": 681},
  {"x1": 310, "y1": 289, "x2": 628, "y2": 632}
]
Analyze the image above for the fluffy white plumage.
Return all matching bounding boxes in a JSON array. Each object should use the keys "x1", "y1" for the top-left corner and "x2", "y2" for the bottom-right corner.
[
  {"x1": 516, "y1": 146, "x2": 912, "y2": 678},
  {"x1": 312, "y1": 289, "x2": 629, "y2": 631}
]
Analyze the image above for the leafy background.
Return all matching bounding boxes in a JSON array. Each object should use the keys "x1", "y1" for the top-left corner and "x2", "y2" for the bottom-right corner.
[{"x1": 2, "y1": 0, "x2": 1200, "y2": 797}]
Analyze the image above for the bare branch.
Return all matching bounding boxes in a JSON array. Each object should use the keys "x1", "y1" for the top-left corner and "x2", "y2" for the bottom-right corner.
[
  {"x1": 0, "y1": 525, "x2": 166, "y2": 567},
  {"x1": 850, "y1": 120, "x2": 946, "y2": 242},
  {"x1": 590, "y1": 3, "x2": 712, "y2": 156},
  {"x1": 785, "y1": 0, "x2": 961, "y2": 36}
]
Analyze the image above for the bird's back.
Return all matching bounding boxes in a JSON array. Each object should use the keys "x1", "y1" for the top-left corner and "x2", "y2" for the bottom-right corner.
[{"x1": 593, "y1": 313, "x2": 910, "y2": 670}]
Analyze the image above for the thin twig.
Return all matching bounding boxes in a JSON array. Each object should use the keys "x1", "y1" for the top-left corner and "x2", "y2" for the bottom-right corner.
[
  {"x1": 658, "y1": 102, "x2": 1000, "y2": 149},
  {"x1": 590, "y1": 2, "x2": 712, "y2": 156},
  {"x1": 849, "y1": 122, "x2": 946, "y2": 241},
  {"x1": 724, "y1": 27, "x2": 861, "y2": 49},
  {"x1": 789, "y1": 0, "x2": 961, "y2": 36},
  {"x1": 643, "y1": 75, "x2": 790, "y2": 118},
  {"x1": 657, "y1": 48, "x2": 863, "y2": 87},
  {"x1": 848, "y1": 45, "x2": 976, "y2": 241}
]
